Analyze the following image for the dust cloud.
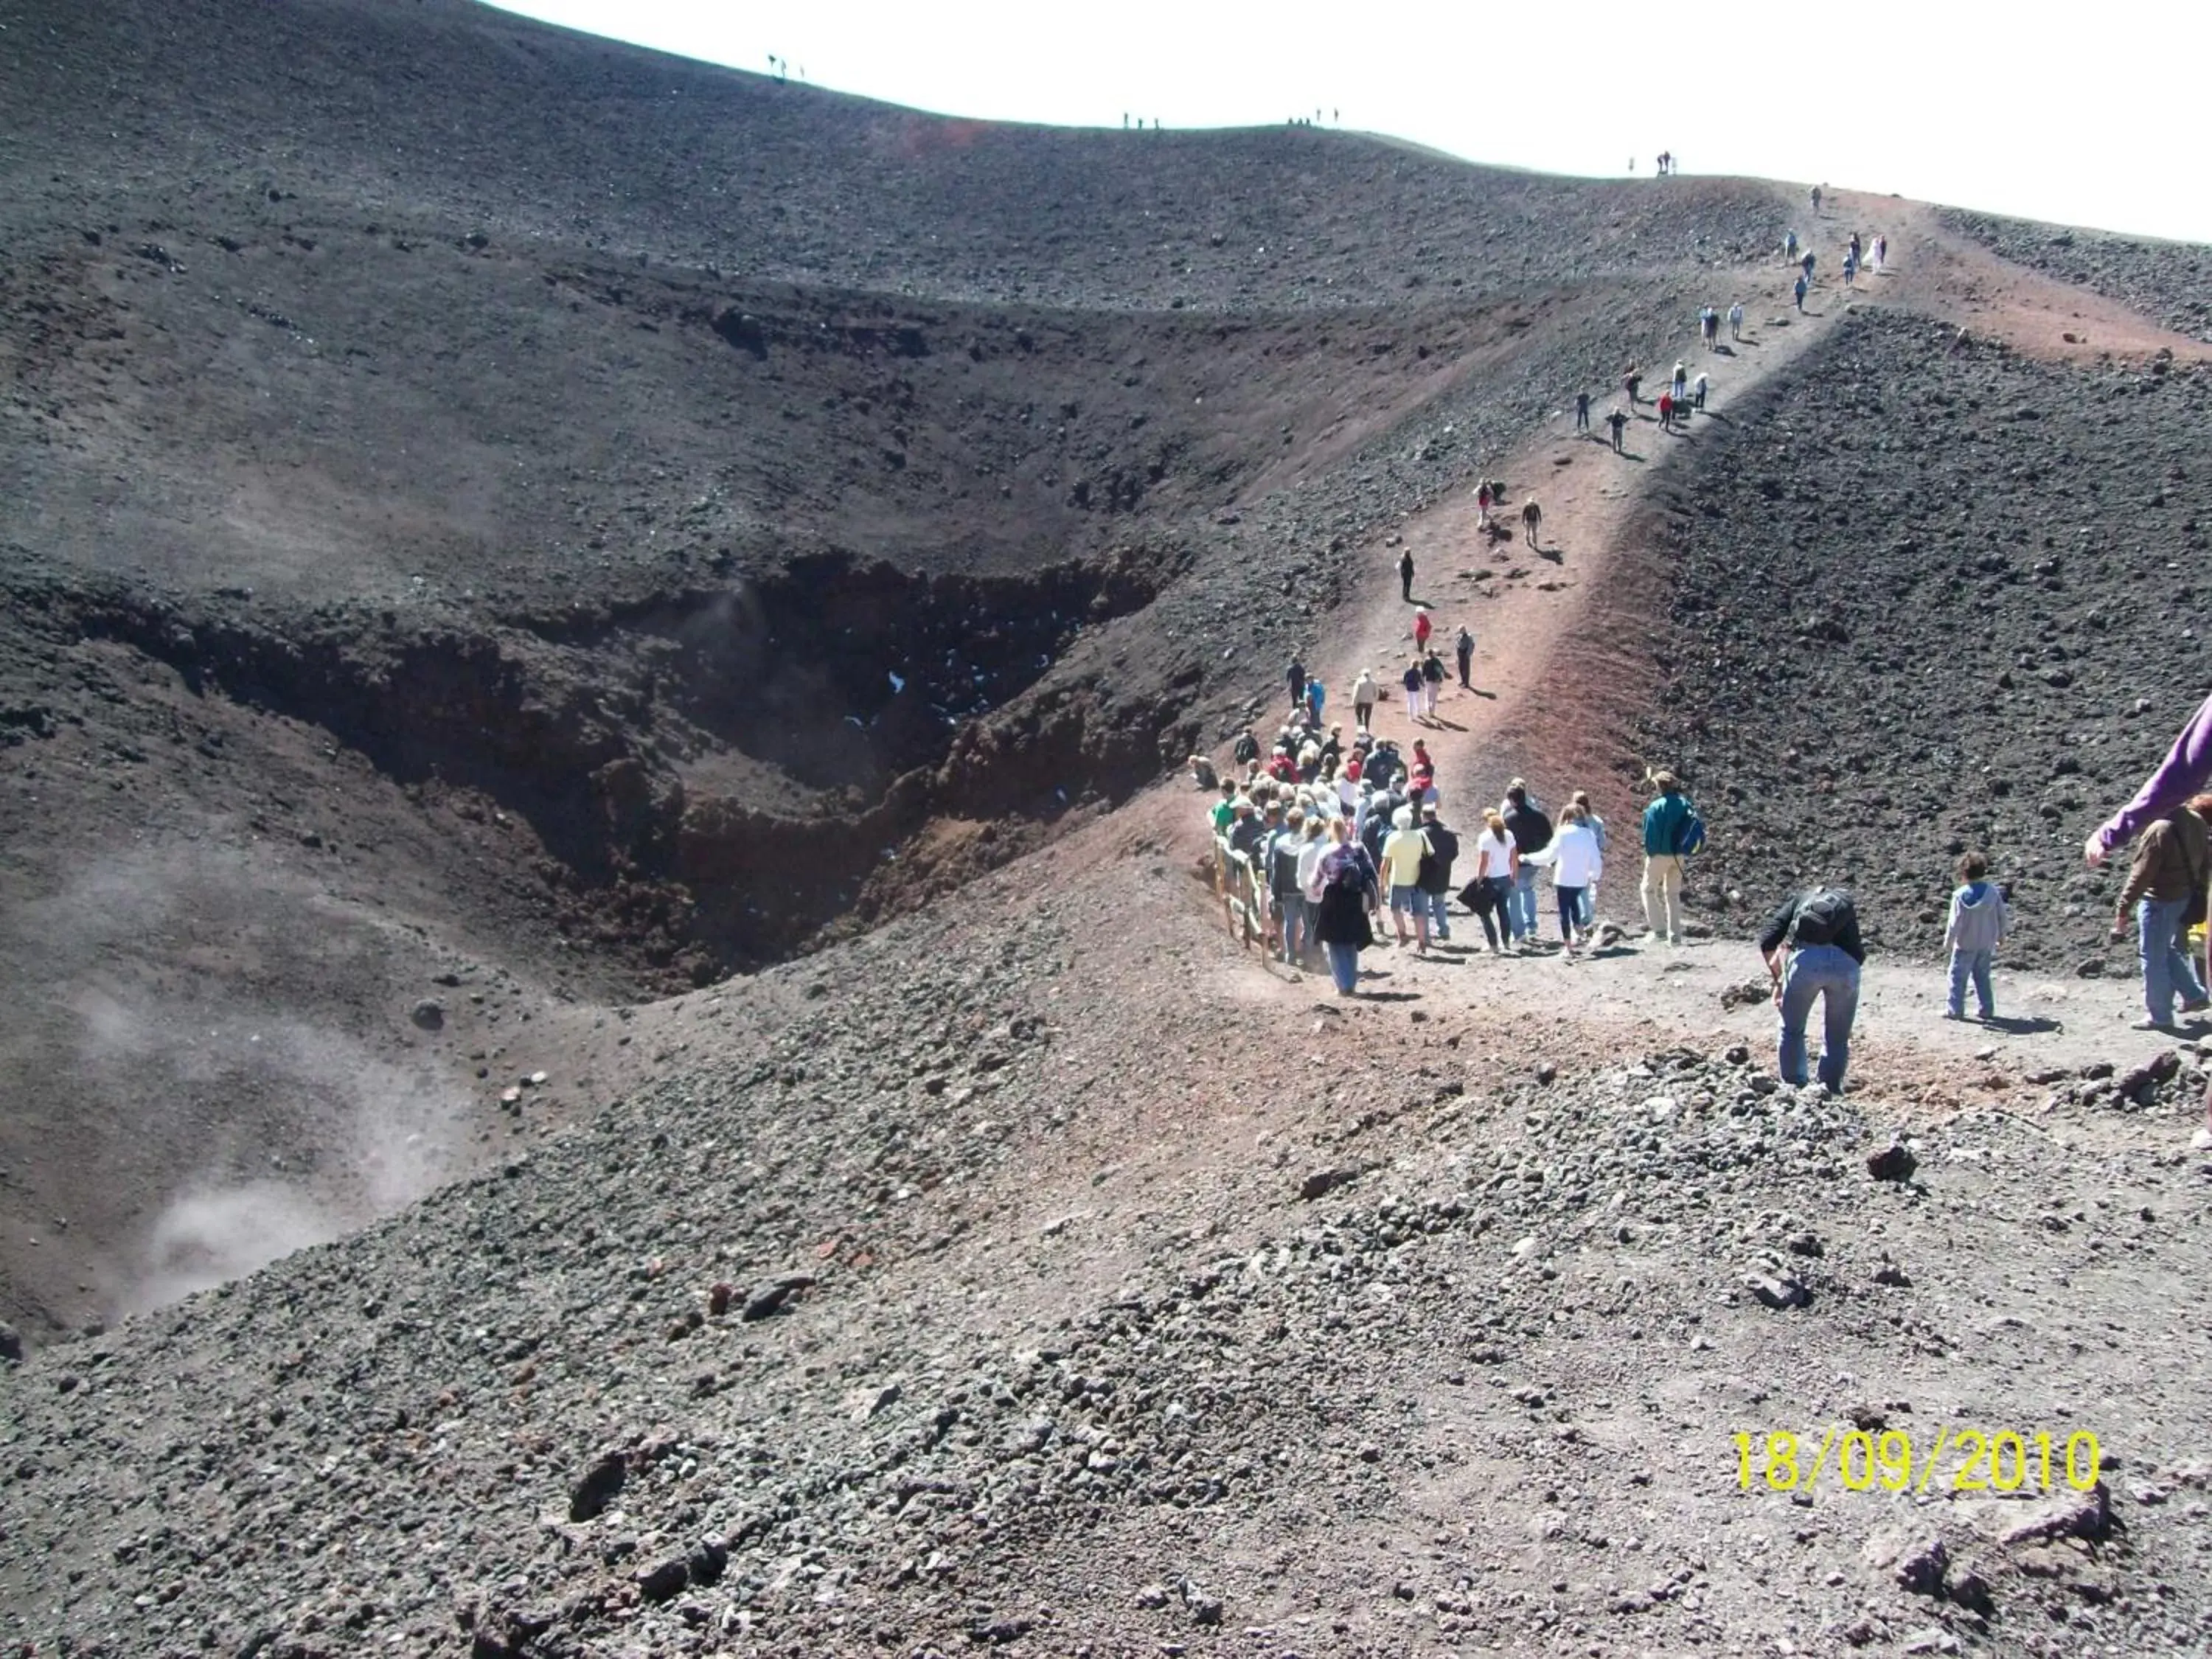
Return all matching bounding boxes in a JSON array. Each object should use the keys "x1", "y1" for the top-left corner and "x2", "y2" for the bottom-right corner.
[{"x1": 3, "y1": 840, "x2": 476, "y2": 1320}]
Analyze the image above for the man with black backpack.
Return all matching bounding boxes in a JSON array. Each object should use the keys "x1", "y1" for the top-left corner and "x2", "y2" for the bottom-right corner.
[
  {"x1": 1757, "y1": 886, "x2": 1865, "y2": 1093},
  {"x1": 1640, "y1": 770, "x2": 1701, "y2": 945}
]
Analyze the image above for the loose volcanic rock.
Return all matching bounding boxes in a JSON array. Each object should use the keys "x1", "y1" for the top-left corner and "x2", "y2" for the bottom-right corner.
[{"x1": 1867, "y1": 1144, "x2": 1919, "y2": 1183}]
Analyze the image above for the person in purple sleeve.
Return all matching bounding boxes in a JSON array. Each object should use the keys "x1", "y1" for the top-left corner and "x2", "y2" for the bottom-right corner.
[
  {"x1": 2086, "y1": 692, "x2": 2212, "y2": 870},
  {"x1": 2088, "y1": 694, "x2": 2212, "y2": 1121}
]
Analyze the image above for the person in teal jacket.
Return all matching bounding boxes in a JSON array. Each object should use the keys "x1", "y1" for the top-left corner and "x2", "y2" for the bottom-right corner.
[{"x1": 1641, "y1": 771, "x2": 1692, "y2": 945}]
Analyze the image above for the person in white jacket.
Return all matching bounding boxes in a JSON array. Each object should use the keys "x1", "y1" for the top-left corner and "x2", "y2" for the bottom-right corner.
[{"x1": 1520, "y1": 804, "x2": 1604, "y2": 954}]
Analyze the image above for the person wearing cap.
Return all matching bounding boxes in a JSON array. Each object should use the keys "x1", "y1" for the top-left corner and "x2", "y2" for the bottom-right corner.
[{"x1": 1416, "y1": 802, "x2": 1458, "y2": 942}]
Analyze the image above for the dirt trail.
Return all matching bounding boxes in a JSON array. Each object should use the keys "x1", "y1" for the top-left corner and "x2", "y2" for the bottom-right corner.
[{"x1": 1190, "y1": 198, "x2": 2212, "y2": 1097}]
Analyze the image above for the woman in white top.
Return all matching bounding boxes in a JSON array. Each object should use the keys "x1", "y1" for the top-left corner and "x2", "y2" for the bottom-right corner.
[
  {"x1": 1464, "y1": 808, "x2": 1517, "y2": 954},
  {"x1": 1520, "y1": 804, "x2": 1604, "y2": 953},
  {"x1": 1570, "y1": 789, "x2": 1606, "y2": 936}
]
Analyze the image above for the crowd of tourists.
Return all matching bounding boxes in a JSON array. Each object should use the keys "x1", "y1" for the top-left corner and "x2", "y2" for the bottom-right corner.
[{"x1": 1200, "y1": 682, "x2": 1728, "y2": 1001}]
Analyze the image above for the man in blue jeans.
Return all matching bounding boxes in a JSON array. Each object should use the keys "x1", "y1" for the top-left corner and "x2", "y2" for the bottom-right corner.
[
  {"x1": 2110, "y1": 805, "x2": 2211, "y2": 1029},
  {"x1": 1500, "y1": 783, "x2": 1553, "y2": 947},
  {"x1": 1757, "y1": 886, "x2": 1865, "y2": 1093}
]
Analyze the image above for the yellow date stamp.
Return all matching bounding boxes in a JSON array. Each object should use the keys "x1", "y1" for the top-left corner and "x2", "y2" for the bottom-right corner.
[{"x1": 1733, "y1": 1427, "x2": 2101, "y2": 1495}]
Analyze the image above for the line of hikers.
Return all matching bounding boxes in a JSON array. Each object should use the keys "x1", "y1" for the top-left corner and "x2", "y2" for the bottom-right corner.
[{"x1": 1208, "y1": 765, "x2": 1723, "y2": 990}]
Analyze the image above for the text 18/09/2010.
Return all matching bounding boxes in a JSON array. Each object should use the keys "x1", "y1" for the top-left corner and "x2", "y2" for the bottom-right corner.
[{"x1": 1733, "y1": 1427, "x2": 2100, "y2": 1495}]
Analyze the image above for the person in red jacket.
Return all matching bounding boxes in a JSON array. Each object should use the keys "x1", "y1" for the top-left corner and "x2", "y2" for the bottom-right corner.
[{"x1": 1413, "y1": 608, "x2": 1433, "y2": 653}]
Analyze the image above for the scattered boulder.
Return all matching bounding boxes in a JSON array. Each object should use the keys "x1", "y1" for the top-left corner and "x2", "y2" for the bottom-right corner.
[
  {"x1": 1946, "y1": 1559, "x2": 1995, "y2": 1615},
  {"x1": 1180, "y1": 1580, "x2": 1223, "y2": 1627},
  {"x1": 567, "y1": 1450, "x2": 627, "y2": 1523},
  {"x1": 1866, "y1": 1144, "x2": 1918, "y2": 1183},
  {"x1": 740, "y1": 1274, "x2": 817, "y2": 1322},
  {"x1": 1298, "y1": 1165, "x2": 1363, "y2": 1202},
  {"x1": 1862, "y1": 1527, "x2": 1947, "y2": 1596},
  {"x1": 2000, "y1": 1482, "x2": 2110, "y2": 1546},
  {"x1": 1747, "y1": 1273, "x2": 1809, "y2": 1311},
  {"x1": 409, "y1": 998, "x2": 445, "y2": 1031}
]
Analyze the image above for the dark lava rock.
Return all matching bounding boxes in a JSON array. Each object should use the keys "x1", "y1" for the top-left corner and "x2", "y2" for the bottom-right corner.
[
  {"x1": 1298, "y1": 1165, "x2": 1363, "y2": 1201},
  {"x1": 567, "y1": 1450, "x2": 627, "y2": 1522},
  {"x1": 740, "y1": 1273, "x2": 817, "y2": 1321},
  {"x1": 1866, "y1": 1144, "x2": 1919, "y2": 1183},
  {"x1": 409, "y1": 998, "x2": 445, "y2": 1031},
  {"x1": 634, "y1": 1556, "x2": 689, "y2": 1602}
]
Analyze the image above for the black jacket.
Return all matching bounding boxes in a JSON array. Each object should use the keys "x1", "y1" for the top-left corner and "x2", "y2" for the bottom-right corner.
[
  {"x1": 1757, "y1": 888, "x2": 1866, "y2": 964},
  {"x1": 1502, "y1": 802, "x2": 1553, "y2": 857},
  {"x1": 1418, "y1": 822, "x2": 1459, "y2": 893}
]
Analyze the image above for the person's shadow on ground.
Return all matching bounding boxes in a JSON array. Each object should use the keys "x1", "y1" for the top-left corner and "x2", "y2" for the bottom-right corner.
[{"x1": 1978, "y1": 1014, "x2": 2062, "y2": 1036}]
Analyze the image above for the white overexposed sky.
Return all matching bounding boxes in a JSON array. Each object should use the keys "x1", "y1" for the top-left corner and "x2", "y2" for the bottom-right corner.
[{"x1": 487, "y1": 0, "x2": 2211, "y2": 246}]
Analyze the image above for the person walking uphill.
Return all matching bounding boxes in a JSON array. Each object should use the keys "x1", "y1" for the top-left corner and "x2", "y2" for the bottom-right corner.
[
  {"x1": 1455, "y1": 625, "x2": 1475, "y2": 690},
  {"x1": 1640, "y1": 771, "x2": 1695, "y2": 945},
  {"x1": 1352, "y1": 667, "x2": 1379, "y2": 733},
  {"x1": 1943, "y1": 851, "x2": 2008, "y2": 1022},
  {"x1": 2110, "y1": 800, "x2": 2211, "y2": 1029},
  {"x1": 1398, "y1": 547, "x2": 1416, "y2": 603},
  {"x1": 1759, "y1": 886, "x2": 1865, "y2": 1093},
  {"x1": 1287, "y1": 656, "x2": 1307, "y2": 710}
]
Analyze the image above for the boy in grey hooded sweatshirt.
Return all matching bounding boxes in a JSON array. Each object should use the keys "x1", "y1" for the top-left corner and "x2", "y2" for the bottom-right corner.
[{"x1": 1944, "y1": 852, "x2": 2008, "y2": 1020}]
